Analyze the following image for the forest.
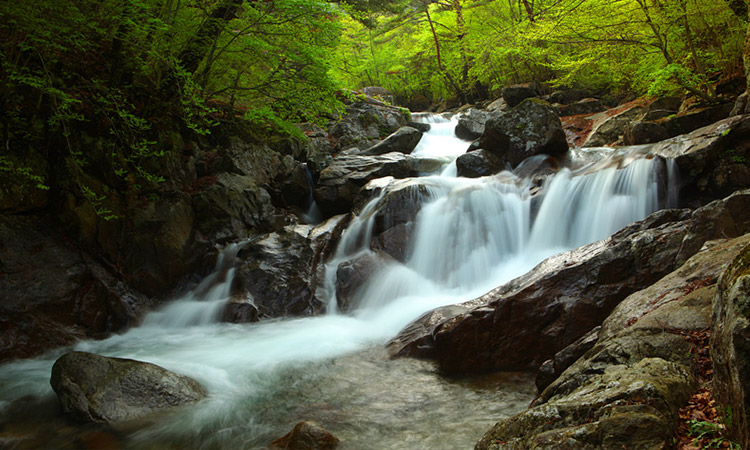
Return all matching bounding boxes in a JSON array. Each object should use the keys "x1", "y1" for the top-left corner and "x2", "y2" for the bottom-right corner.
[{"x1": 1, "y1": 0, "x2": 748, "y2": 212}]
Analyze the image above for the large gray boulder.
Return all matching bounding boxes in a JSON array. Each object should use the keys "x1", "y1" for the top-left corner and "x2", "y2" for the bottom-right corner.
[
  {"x1": 455, "y1": 109, "x2": 490, "y2": 140},
  {"x1": 50, "y1": 352, "x2": 206, "y2": 424},
  {"x1": 329, "y1": 100, "x2": 409, "y2": 152},
  {"x1": 477, "y1": 99, "x2": 568, "y2": 168}
]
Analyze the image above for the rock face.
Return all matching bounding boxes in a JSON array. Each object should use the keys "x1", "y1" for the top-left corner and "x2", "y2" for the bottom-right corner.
[
  {"x1": 360, "y1": 126, "x2": 423, "y2": 156},
  {"x1": 455, "y1": 109, "x2": 490, "y2": 140},
  {"x1": 623, "y1": 121, "x2": 669, "y2": 145},
  {"x1": 0, "y1": 215, "x2": 151, "y2": 362},
  {"x1": 392, "y1": 190, "x2": 750, "y2": 374},
  {"x1": 269, "y1": 421, "x2": 340, "y2": 450},
  {"x1": 711, "y1": 242, "x2": 750, "y2": 449},
  {"x1": 50, "y1": 351, "x2": 206, "y2": 424},
  {"x1": 455, "y1": 150, "x2": 505, "y2": 178},
  {"x1": 477, "y1": 99, "x2": 568, "y2": 168},
  {"x1": 476, "y1": 234, "x2": 750, "y2": 450},
  {"x1": 230, "y1": 220, "x2": 346, "y2": 321},
  {"x1": 314, "y1": 153, "x2": 416, "y2": 216}
]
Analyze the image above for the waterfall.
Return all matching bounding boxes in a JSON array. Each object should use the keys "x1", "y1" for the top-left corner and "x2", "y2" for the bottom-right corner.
[{"x1": 0, "y1": 112, "x2": 679, "y2": 450}]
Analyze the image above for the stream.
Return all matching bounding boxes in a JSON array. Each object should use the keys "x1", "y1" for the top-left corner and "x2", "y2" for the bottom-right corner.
[{"x1": 0, "y1": 113, "x2": 677, "y2": 449}]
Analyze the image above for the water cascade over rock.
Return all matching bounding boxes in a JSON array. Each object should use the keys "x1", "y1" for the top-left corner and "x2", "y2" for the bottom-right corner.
[{"x1": 0, "y1": 112, "x2": 688, "y2": 449}]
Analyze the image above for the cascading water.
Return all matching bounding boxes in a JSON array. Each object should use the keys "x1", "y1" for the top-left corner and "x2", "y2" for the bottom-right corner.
[{"x1": 0, "y1": 113, "x2": 678, "y2": 450}]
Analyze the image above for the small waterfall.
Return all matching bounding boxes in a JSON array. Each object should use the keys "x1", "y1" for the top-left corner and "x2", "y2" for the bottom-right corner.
[
  {"x1": 301, "y1": 163, "x2": 324, "y2": 225},
  {"x1": 142, "y1": 241, "x2": 246, "y2": 328}
]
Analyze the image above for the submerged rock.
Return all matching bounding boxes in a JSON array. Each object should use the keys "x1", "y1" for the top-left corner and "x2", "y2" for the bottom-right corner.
[
  {"x1": 478, "y1": 99, "x2": 568, "y2": 169},
  {"x1": 50, "y1": 351, "x2": 206, "y2": 424},
  {"x1": 269, "y1": 421, "x2": 340, "y2": 450}
]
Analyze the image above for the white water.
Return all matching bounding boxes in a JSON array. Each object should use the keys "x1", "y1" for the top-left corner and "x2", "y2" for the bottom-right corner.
[{"x1": 0, "y1": 114, "x2": 678, "y2": 449}]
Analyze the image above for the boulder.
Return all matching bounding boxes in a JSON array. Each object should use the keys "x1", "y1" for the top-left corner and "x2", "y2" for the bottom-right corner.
[
  {"x1": 477, "y1": 99, "x2": 568, "y2": 168},
  {"x1": 487, "y1": 97, "x2": 508, "y2": 113},
  {"x1": 231, "y1": 225, "x2": 328, "y2": 320},
  {"x1": 50, "y1": 351, "x2": 206, "y2": 424},
  {"x1": 455, "y1": 150, "x2": 505, "y2": 178},
  {"x1": 407, "y1": 121, "x2": 431, "y2": 133},
  {"x1": 455, "y1": 109, "x2": 490, "y2": 140},
  {"x1": 335, "y1": 252, "x2": 388, "y2": 312},
  {"x1": 314, "y1": 153, "x2": 416, "y2": 216},
  {"x1": 555, "y1": 98, "x2": 605, "y2": 117},
  {"x1": 501, "y1": 83, "x2": 541, "y2": 107},
  {"x1": 360, "y1": 126, "x2": 423, "y2": 156},
  {"x1": 535, "y1": 326, "x2": 600, "y2": 392},
  {"x1": 273, "y1": 155, "x2": 311, "y2": 208},
  {"x1": 0, "y1": 215, "x2": 151, "y2": 362},
  {"x1": 711, "y1": 241, "x2": 750, "y2": 449},
  {"x1": 623, "y1": 121, "x2": 669, "y2": 145},
  {"x1": 476, "y1": 234, "x2": 750, "y2": 450},
  {"x1": 269, "y1": 421, "x2": 340, "y2": 450}
]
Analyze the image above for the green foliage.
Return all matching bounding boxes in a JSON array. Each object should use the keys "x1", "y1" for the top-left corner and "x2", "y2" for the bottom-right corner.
[
  {"x1": 688, "y1": 406, "x2": 741, "y2": 449},
  {"x1": 1, "y1": 0, "x2": 345, "y2": 218},
  {"x1": 330, "y1": 0, "x2": 746, "y2": 105}
]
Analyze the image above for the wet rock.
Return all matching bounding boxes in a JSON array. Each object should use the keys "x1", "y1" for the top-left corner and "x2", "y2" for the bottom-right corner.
[
  {"x1": 232, "y1": 225, "x2": 326, "y2": 320},
  {"x1": 407, "y1": 121, "x2": 431, "y2": 133},
  {"x1": 478, "y1": 99, "x2": 568, "y2": 169},
  {"x1": 269, "y1": 421, "x2": 340, "y2": 450},
  {"x1": 556, "y1": 98, "x2": 605, "y2": 117},
  {"x1": 222, "y1": 294, "x2": 260, "y2": 323},
  {"x1": 50, "y1": 351, "x2": 206, "y2": 424},
  {"x1": 455, "y1": 109, "x2": 490, "y2": 140},
  {"x1": 623, "y1": 121, "x2": 669, "y2": 145},
  {"x1": 455, "y1": 150, "x2": 505, "y2": 178},
  {"x1": 335, "y1": 252, "x2": 389, "y2": 312},
  {"x1": 650, "y1": 115, "x2": 750, "y2": 204},
  {"x1": 0, "y1": 215, "x2": 151, "y2": 362},
  {"x1": 361, "y1": 126, "x2": 423, "y2": 156},
  {"x1": 314, "y1": 153, "x2": 416, "y2": 216},
  {"x1": 711, "y1": 241, "x2": 750, "y2": 449},
  {"x1": 582, "y1": 103, "x2": 645, "y2": 147},
  {"x1": 387, "y1": 304, "x2": 473, "y2": 358},
  {"x1": 501, "y1": 83, "x2": 541, "y2": 107},
  {"x1": 476, "y1": 235, "x2": 750, "y2": 450},
  {"x1": 365, "y1": 180, "x2": 432, "y2": 262},
  {"x1": 273, "y1": 155, "x2": 311, "y2": 208}
]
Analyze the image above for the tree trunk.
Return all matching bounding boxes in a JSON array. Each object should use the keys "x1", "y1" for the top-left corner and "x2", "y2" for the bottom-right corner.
[{"x1": 177, "y1": 0, "x2": 243, "y2": 75}]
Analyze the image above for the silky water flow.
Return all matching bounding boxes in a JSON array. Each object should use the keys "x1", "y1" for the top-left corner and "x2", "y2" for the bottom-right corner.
[{"x1": 0, "y1": 114, "x2": 679, "y2": 449}]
